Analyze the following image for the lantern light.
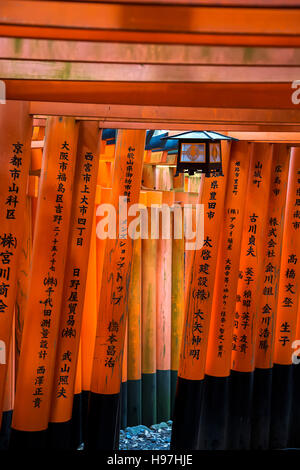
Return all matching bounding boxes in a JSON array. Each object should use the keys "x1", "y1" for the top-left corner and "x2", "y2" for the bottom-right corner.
[{"x1": 161, "y1": 131, "x2": 238, "y2": 177}]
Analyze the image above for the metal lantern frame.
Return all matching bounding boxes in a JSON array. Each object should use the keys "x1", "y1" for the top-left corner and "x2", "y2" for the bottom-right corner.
[
  {"x1": 160, "y1": 130, "x2": 238, "y2": 178},
  {"x1": 177, "y1": 138, "x2": 222, "y2": 177}
]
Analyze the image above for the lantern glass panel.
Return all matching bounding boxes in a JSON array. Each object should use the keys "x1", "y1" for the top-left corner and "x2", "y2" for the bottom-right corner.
[
  {"x1": 209, "y1": 143, "x2": 221, "y2": 163},
  {"x1": 180, "y1": 143, "x2": 206, "y2": 163}
]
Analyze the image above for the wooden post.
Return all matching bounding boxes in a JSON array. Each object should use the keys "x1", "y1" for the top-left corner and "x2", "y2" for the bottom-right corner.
[
  {"x1": 270, "y1": 147, "x2": 300, "y2": 449},
  {"x1": 80, "y1": 212, "x2": 97, "y2": 445},
  {"x1": 96, "y1": 187, "x2": 111, "y2": 308},
  {"x1": 251, "y1": 144, "x2": 290, "y2": 449},
  {"x1": 141, "y1": 191, "x2": 161, "y2": 427},
  {"x1": 47, "y1": 121, "x2": 100, "y2": 448},
  {"x1": 71, "y1": 341, "x2": 83, "y2": 449},
  {"x1": 127, "y1": 238, "x2": 142, "y2": 426},
  {"x1": 11, "y1": 117, "x2": 78, "y2": 449},
  {"x1": 289, "y1": 301, "x2": 300, "y2": 447},
  {"x1": 156, "y1": 191, "x2": 173, "y2": 423},
  {"x1": 228, "y1": 143, "x2": 273, "y2": 450},
  {"x1": 121, "y1": 319, "x2": 128, "y2": 429},
  {"x1": 0, "y1": 101, "x2": 32, "y2": 430},
  {"x1": 87, "y1": 130, "x2": 146, "y2": 450},
  {"x1": 15, "y1": 193, "x2": 32, "y2": 375},
  {"x1": 200, "y1": 141, "x2": 251, "y2": 449},
  {"x1": 171, "y1": 206, "x2": 184, "y2": 414},
  {"x1": 171, "y1": 142, "x2": 230, "y2": 450},
  {"x1": 0, "y1": 321, "x2": 15, "y2": 450}
]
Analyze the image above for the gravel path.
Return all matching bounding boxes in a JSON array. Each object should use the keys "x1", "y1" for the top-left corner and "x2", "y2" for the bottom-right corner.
[{"x1": 119, "y1": 421, "x2": 172, "y2": 450}]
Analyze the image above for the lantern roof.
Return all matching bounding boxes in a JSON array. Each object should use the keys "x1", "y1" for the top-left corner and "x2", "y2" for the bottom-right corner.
[{"x1": 161, "y1": 131, "x2": 238, "y2": 141}]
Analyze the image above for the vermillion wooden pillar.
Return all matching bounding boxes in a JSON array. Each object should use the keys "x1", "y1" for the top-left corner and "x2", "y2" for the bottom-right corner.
[
  {"x1": 15, "y1": 193, "x2": 32, "y2": 376},
  {"x1": 228, "y1": 143, "x2": 273, "y2": 450},
  {"x1": 96, "y1": 187, "x2": 111, "y2": 308},
  {"x1": 171, "y1": 207, "x2": 184, "y2": 414},
  {"x1": 200, "y1": 141, "x2": 251, "y2": 450},
  {"x1": 184, "y1": 181, "x2": 205, "y2": 301},
  {"x1": 47, "y1": 121, "x2": 101, "y2": 448},
  {"x1": 142, "y1": 165, "x2": 155, "y2": 190},
  {"x1": 80, "y1": 212, "x2": 97, "y2": 445},
  {"x1": 270, "y1": 147, "x2": 300, "y2": 449},
  {"x1": 0, "y1": 323, "x2": 15, "y2": 450},
  {"x1": 71, "y1": 341, "x2": 82, "y2": 449},
  {"x1": 0, "y1": 101, "x2": 32, "y2": 436},
  {"x1": 251, "y1": 144, "x2": 290, "y2": 449},
  {"x1": 11, "y1": 117, "x2": 78, "y2": 449},
  {"x1": 127, "y1": 238, "x2": 142, "y2": 427},
  {"x1": 121, "y1": 319, "x2": 128, "y2": 429},
  {"x1": 171, "y1": 142, "x2": 230, "y2": 450},
  {"x1": 87, "y1": 130, "x2": 146, "y2": 450},
  {"x1": 156, "y1": 191, "x2": 173, "y2": 423},
  {"x1": 141, "y1": 191, "x2": 161, "y2": 427},
  {"x1": 289, "y1": 301, "x2": 300, "y2": 447}
]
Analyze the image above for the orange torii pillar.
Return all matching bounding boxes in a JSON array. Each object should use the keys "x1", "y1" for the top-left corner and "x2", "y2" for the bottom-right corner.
[
  {"x1": 0, "y1": 101, "x2": 32, "y2": 446},
  {"x1": 156, "y1": 191, "x2": 174, "y2": 423},
  {"x1": 127, "y1": 191, "x2": 145, "y2": 427},
  {"x1": 289, "y1": 300, "x2": 300, "y2": 447},
  {"x1": 121, "y1": 318, "x2": 128, "y2": 429},
  {"x1": 72, "y1": 341, "x2": 82, "y2": 449},
  {"x1": 127, "y1": 237, "x2": 142, "y2": 426},
  {"x1": 171, "y1": 203, "x2": 185, "y2": 413},
  {"x1": 87, "y1": 130, "x2": 146, "y2": 450},
  {"x1": 47, "y1": 122, "x2": 101, "y2": 449},
  {"x1": 171, "y1": 142, "x2": 231, "y2": 450},
  {"x1": 0, "y1": 323, "x2": 15, "y2": 450},
  {"x1": 81, "y1": 211, "x2": 97, "y2": 445},
  {"x1": 270, "y1": 147, "x2": 300, "y2": 449},
  {"x1": 229, "y1": 143, "x2": 273, "y2": 450},
  {"x1": 200, "y1": 141, "x2": 251, "y2": 450},
  {"x1": 141, "y1": 190, "x2": 161, "y2": 427},
  {"x1": 251, "y1": 144, "x2": 290, "y2": 449},
  {"x1": 96, "y1": 187, "x2": 112, "y2": 307},
  {"x1": 10, "y1": 117, "x2": 78, "y2": 449},
  {"x1": 15, "y1": 190, "x2": 32, "y2": 375}
]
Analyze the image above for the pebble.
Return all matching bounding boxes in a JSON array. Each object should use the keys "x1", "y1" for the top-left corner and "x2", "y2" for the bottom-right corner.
[{"x1": 119, "y1": 422, "x2": 172, "y2": 450}]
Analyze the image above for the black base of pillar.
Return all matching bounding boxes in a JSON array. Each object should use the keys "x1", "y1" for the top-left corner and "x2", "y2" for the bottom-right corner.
[
  {"x1": 170, "y1": 370, "x2": 177, "y2": 416},
  {"x1": 81, "y1": 389, "x2": 90, "y2": 446},
  {"x1": 0, "y1": 410, "x2": 12, "y2": 450},
  {"x1": 227, "y1": 370, "x2": 253, "y2": 450},
  {"x1": 9, "y1": 428, "x2": 48, "y2": 449},
  {"x1": 86, "y1": 392, "x2": 120, "y2": 450},
  {"x1": 47, "y1": 420, "x2": 73, "y2": 449},
  {"x1": 127, "y1": 379, "x2": 142, "y2": 427},
  {"x1": 289, "y1": 363, "x2": 300, "y2": 448},
  {"x1": 270, "y1": 363, "x2": 293, "y2": 449},
  {"x1": 170, "y1": 376, "x2": 203, "y2": 451},
  {"x1": 47, "y1": 392, "x2": 83, "y2": 449},
  {"x1": 121, "y1": 381, "x2": 128, "y2": 429},
  {"x1": 198, "y1": 375, "x2": 229, "y2": 450},
  {"x1": 157, "y1": 369, "x2": 171, "y2": 423},
  {"x1": 251, "y1": 368, "x2": 272, "y2": 450},
  {"x1": 142, "y1": 373, "x2": 157, "y2": 426}
]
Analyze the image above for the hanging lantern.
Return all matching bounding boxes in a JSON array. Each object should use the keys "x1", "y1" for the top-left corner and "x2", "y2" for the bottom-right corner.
[{"x1": 161, "y1": 131, "x2": 238, "y2": 177}]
